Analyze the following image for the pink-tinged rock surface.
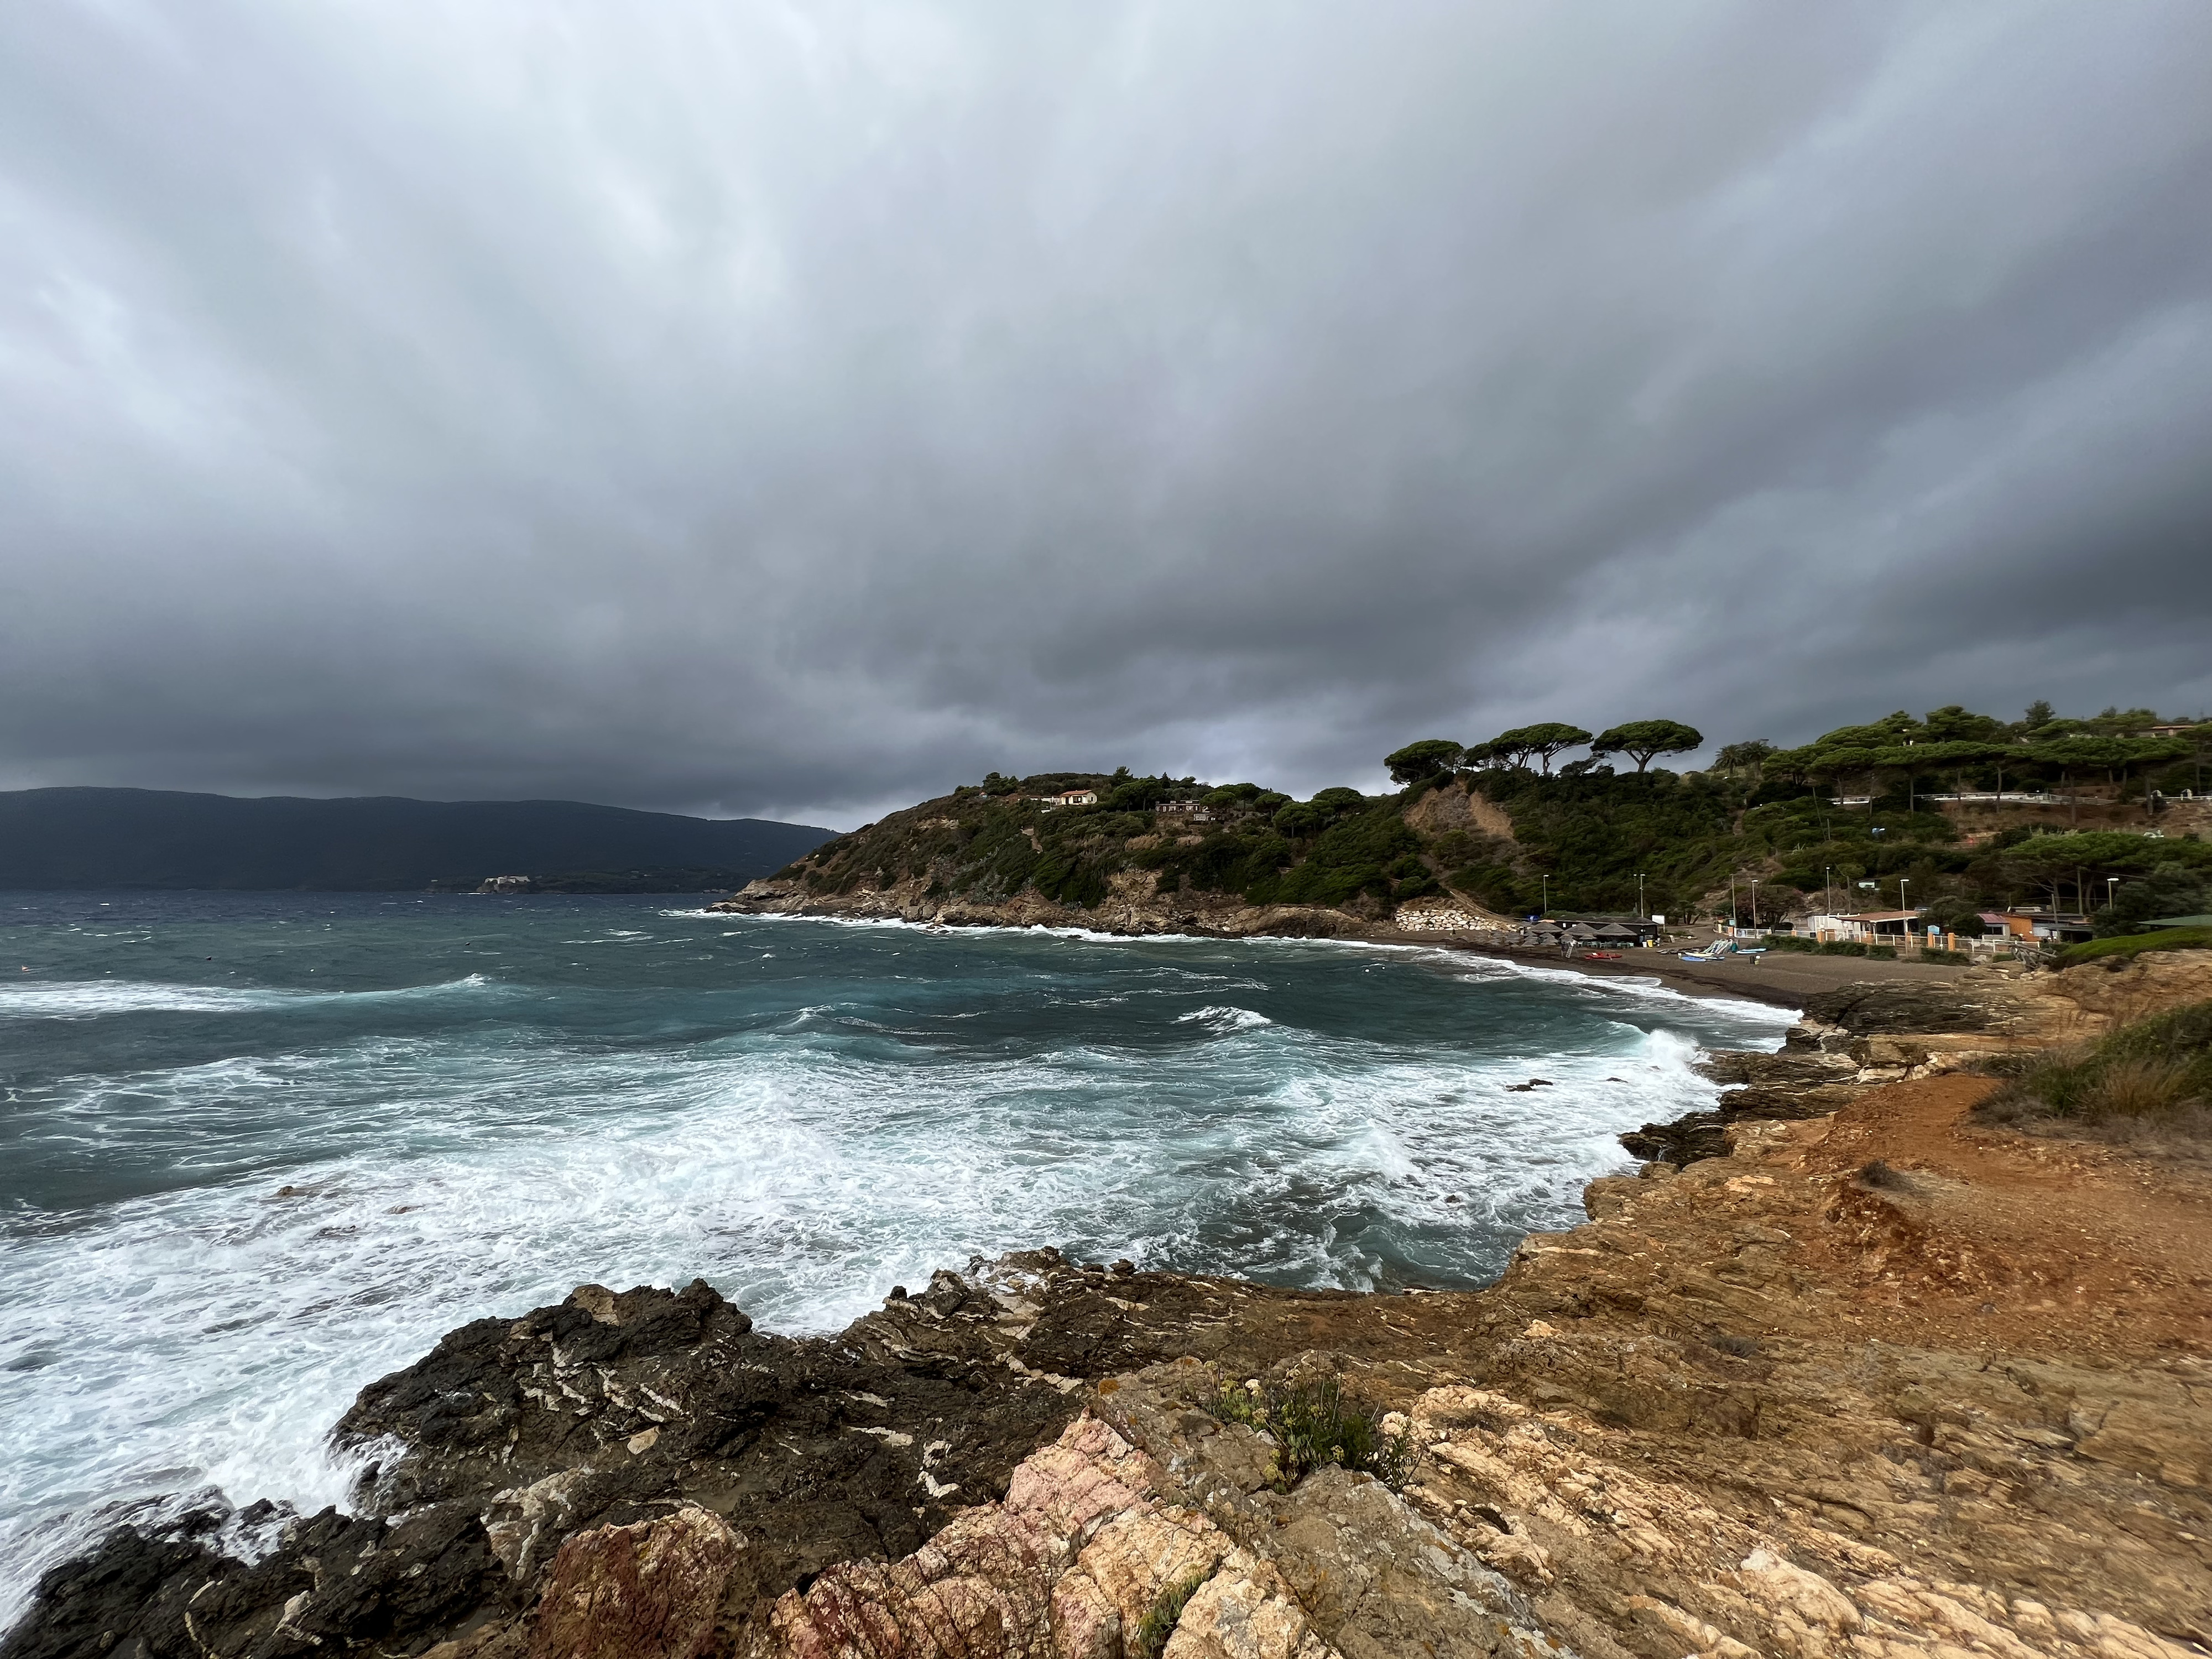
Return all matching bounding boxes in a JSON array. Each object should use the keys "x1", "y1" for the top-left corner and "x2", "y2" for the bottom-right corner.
[
  {"x1": 751, "y1": 1414, "x2": 1325, "y2": 1659},
  {"x1": 530, "y1": 1507, "x2": 743, "y2": 1659}
]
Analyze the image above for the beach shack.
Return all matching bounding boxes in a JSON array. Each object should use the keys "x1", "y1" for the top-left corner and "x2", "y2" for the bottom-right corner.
[{"x1": 1813, "y1": 909, "x2": 1923, "y2": 945}]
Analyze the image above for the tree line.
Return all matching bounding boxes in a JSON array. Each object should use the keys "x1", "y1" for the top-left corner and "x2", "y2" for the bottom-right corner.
[
  {"x1": 1384, "y1": 719, "x2": 1704, "y2": 785},
  {"x1": 1727, "y1": 705, "x2": 2199, "y2": 805},
  {"x1": 1374, "y1": 701, "x2": 2208, "y2": 928}
]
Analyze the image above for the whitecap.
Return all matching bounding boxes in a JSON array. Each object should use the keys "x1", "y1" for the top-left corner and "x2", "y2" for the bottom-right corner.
[
  {"x1": 0, "y1": 975, "x2": 507, "y2": 1021},
  {"x1": 1173, "y1": 1005, "x2": 1274, "y2": 1034}
]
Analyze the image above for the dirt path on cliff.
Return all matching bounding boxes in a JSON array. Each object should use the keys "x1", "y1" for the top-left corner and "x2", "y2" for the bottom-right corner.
[{"x1": 1781, "y1": 1073, "x2": 2212, "y2": 1358}]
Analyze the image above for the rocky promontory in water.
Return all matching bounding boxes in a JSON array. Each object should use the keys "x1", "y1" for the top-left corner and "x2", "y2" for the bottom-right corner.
[{"x1": 10, "y1": 954, "x2": 2212, "y2": 1659}]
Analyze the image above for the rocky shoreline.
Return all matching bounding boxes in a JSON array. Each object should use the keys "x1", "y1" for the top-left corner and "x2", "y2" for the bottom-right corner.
[
  {"x1": 708, "y1": 877, "x2": 2000, "y2": 1014},
  {"x1": 8, "y1": 953, "x2": 2210, "y2": 1659},
  {"x1": 707, "y1": 869, "x2": 1402, "y2": 945}
]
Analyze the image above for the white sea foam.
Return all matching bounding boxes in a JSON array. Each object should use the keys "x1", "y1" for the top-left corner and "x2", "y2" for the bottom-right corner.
[{"x1": 0, "y1": 975, "x2": 502, "y2": 1020}]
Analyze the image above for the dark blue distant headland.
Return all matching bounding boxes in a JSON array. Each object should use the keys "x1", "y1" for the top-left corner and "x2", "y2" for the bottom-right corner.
[{"x1": 0, "y1": 787, "x2": 835, "y2": 891}]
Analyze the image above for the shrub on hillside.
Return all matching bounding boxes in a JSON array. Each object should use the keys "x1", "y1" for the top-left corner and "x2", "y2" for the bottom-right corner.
[
  {"x1": 1259, "y1": 808, "x2": 1421, "y2": 905},
  {"x1": 2089, "y1": 862, "x2": 2210, "y2": 937},
  {"x1": 1205, "y1": 1374, "x2": 1415, "y2": 1493},
  {"x1": 1978, "y1": 1000, "x2": 2212, "y2": 1133}
]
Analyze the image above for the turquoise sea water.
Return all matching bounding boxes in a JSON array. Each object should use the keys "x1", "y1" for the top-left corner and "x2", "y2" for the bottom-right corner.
[{"x1": 0, "y1": 891, "x2": 1791, "y2": 1622}]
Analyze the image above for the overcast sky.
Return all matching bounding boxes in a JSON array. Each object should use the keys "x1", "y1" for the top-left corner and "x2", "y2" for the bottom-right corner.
[{"x1": 3, "y1": 3, "x2": 2208, "y2": 828}]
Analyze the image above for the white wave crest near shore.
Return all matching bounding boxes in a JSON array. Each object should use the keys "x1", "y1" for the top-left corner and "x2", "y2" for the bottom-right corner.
[
  {"x1": 0, "y1": 974, "x2": 504, "y2": 1020},
  {"x1": 1173, "y1": 1004, "x2": 1274, "y2": 1033}
]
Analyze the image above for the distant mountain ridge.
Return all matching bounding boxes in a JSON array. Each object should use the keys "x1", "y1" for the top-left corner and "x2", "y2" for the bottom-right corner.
[{"x1": 0, "y1": 787, "x2": 836, "y2": 891}]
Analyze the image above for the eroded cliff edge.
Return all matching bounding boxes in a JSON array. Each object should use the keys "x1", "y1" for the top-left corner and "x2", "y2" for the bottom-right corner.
[{"x1": 9, "y1": 958, "x2": 2210, "y2": 1659}]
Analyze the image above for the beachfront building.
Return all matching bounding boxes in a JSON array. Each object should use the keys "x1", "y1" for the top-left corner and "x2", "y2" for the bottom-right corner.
[
  {"x1": 1805, "y1": 909, "x2": 1922, "y2": 944},
  {"x1": 1040, "y1": 789, "x2": 1099, "y2": 808},
  {"x1": 2005, "y1": 910, "x2": 2095, "y2": 943},
  {"x1": 1546, "y1": 914, "x2": 1666, "y2": 940},
  {"x1": 1516, "y1": 914, "x2": 1665, "y2": 948}
]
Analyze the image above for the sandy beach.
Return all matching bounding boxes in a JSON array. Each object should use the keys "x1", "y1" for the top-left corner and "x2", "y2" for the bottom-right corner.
[{"x1": 1428, "y1": 934, "x2": 1981, "y2": 1009}]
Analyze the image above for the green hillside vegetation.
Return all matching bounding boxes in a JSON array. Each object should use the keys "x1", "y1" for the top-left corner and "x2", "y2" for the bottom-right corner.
[
  {"x1": 2053, "y1": 928, "x2": 2212, "y2": 968},
  {"x1": 779, "y1": 769, "x2": 1432, "y2": 916},
  {"x1": 776, "y1": 705, "x2": 2211, "y2": 928}
]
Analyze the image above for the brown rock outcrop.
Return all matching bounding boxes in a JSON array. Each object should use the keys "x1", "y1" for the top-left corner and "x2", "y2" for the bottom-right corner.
[
  {"x1": 1628, "y1": 954, "x2": 2212, "y2": 1163},
  {"x1": 749, "y1": 1412, "x2": 1347, "y2": 1659},
  {"x1": 531, "y1": 1509, "x2": 742, "y2": 1659}
]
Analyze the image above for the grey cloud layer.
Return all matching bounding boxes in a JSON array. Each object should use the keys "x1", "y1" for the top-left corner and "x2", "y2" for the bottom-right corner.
[{"x1": 3, "y1": 2, "x2": 2207, "y2": 825}]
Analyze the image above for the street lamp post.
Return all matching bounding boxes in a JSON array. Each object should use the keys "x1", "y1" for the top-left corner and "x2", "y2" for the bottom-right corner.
[
  {"x1": 1750, "y1": 879, "x2": 1761, "y2": 932},
  {"x1": 1824, "y1": 865, "x2": 1834, "y2": 921},
  {"x1": 1636, "y1": 872, "x2": 1646, "y2": 920},
  {"x1": 1730, "y1": 874, "x2": 1739, "y2": 929},
  {"x1": 2106, "y1": 876, "x2": 2120, "y2": 916},
  {"x1": 1540, "y1": 874, "x2": 1550, "y2": 918}
]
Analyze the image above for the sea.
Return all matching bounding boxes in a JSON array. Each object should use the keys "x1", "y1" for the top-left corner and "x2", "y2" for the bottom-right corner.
[{"x1": 0, "y1": 891, "x2": 1792, "y2": 1624}]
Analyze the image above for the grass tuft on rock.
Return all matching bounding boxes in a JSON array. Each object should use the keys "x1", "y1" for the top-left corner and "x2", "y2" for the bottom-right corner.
[
  {"x1": 1134, "y1": 1570, "x2": 1212, "y2": 1659},
  {"x1": 1206, "y1": 1373, "x2": 1416, "y2": 1491},
  {"x1": 1978, "y1": 999, "x2": 2212, "y2": 1133}
]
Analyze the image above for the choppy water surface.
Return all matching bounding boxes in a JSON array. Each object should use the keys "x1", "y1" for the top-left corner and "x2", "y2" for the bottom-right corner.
[{"x1": 0, "y1": 891, "x2": 1791, "y2": 1620}]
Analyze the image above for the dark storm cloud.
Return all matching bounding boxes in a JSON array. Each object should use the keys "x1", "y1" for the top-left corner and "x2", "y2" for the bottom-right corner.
[{"x1": 2, "y1": 2, "x2": 2207, "y2": 826}]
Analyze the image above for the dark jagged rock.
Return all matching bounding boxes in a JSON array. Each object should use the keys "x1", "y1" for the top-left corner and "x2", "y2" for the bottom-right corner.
[
  {"x1": 1619, "y1": 1088, "x2": 1840, "y2": 1166},
  {"x1": 1798, "y1": 978, "x2": 2026, "y2": 1035},
  {"x1": 1, "y1": 1253, "x2": 1381, "y2": 1659}
]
